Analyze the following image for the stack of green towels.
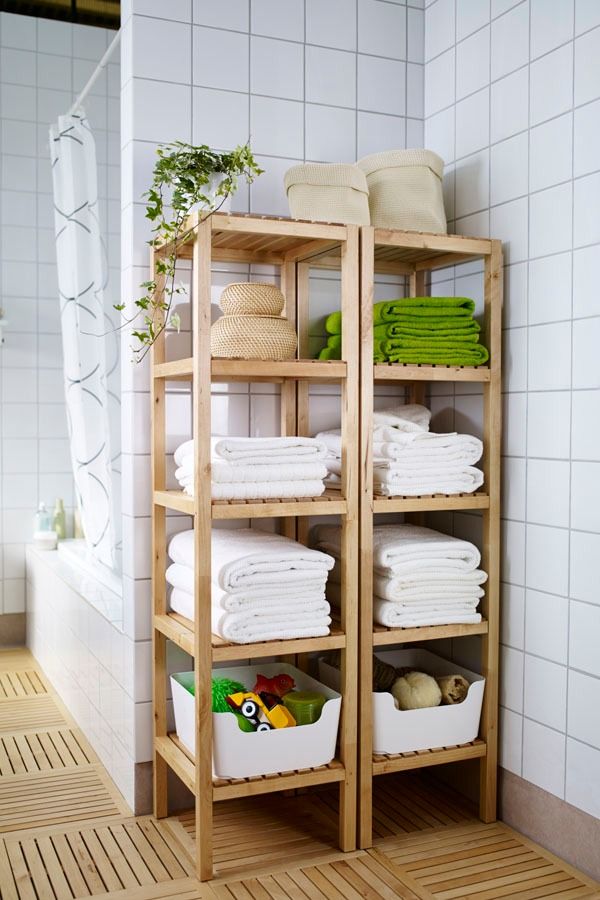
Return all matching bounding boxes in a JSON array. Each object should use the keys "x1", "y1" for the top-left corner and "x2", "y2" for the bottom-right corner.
[{"x1": 319, "y1": 297, "x2": 489, "y2": 366}]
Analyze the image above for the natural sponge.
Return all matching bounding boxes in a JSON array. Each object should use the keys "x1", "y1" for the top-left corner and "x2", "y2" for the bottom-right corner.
[
  {"x1": 391, "y1": 671, "x2": 442, "y2": 710},
  {"x1": 437, "y1": 674, "x2": 469, "y2": 705},
  {"x1": 212, "y1": 677, "x2": 246, "y2": 712}
]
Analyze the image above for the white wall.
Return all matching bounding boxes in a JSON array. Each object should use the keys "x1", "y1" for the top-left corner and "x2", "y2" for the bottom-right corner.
[
  {"x1": 423, "y1": 0, "x2": 600, "y2": 821},
  {"x1": 0, "y1": 12, "x2": 121, "y2": 617}
]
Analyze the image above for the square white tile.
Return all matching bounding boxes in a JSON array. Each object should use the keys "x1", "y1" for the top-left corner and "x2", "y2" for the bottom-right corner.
[
  {"x1": 491, "y1": 67, "x2": 529, "y2": 143},
  {"x1": 501, "y1": 582, "x2": 525, "y2": 648},
  {"x1": 454, "y1": 150, "x2": 489, "y2": 218},
  {"x1": 570, "y1": 530, "x2": 600, "y2": 604},
  {"x1": 425, "y1": 0, "x2": 455, "y2": 60},
  {"x1": 424, "y1": 106, "x2": 455, "y2": 163},
  {"x1": 359, "y1": 0, "x2": 407, "y2": 59},
  {"x1": 500, "y1": 645, "x2": 524, "y2": 712},
  {"x1": 530, "y1": 0, "x2": 574, "y2": 59},
  {"x1": 503, "y1": 456, "x2": 526, "y2": 521},
  {"x1": 192, "y1": 0, "x2": 248, "y2": 30},
  {"x1": 566, "y1": 738, "x2": 600, "y2": 819},
  {"x1": 530, "y1": 183, "x2": 573, "y2": 258},
  {"x1": 306, "y1": 45, "x2": 356, "y2": 108},
  {"x1": 525, "y1": 589, "x2": 569, "y2": 664},
  {"x1": 306, "y1": 104, "x2": 356, "y2": 163},
  {"x1": 490, "y1": 197, "x2": 529, "y2": 264},
  {"x1": 133, "y1": 16, "x2": 191, "y2": 84},
  {"x1": 408, "y1": 8, "x2": 425, "y2": 63},
  {"x1": 568, "y1": 670, "x2": 600, "y2": 750},
  {"x1": 527, "y1": 391, "x2": 572, "y2": 459},
  {"x1": 456, "y1": 26, "x2": 490, "y2": 99},
  {"x1": 250, "y1": 154, "x2": 300, "y2": 217},
  {"x1": 572, "y1": 317, "x2": 600, "y2": 389},
  {"x1": 522, "y1": 718, "x2": 566, "y2": 798},
  {"x1": 574, "y1": 99, "x2": 600, "y2": 178},
  {"x1": 424, "y1": 47, "x2": 455, "y2": 115},
  {"x1": 503, "y1": 326, "x2": 527, "y2": 392},
  {"x1": 528, "y1": 322, "x2": 572, "y2": 391},
  {"x1": 193, "y1": 26, "x2": 249, "y2": 92},
  {"x1": 526, "y1": 523, "x2": 569, "y2": 595},
  {"x1": 504, "y1": 262, "x2": 527, "y2": 329},
  {"x1": 456, "y1": 88, "x2": 490, "y2": 159},
  {"x1": 570, "y1": 600, "x2": 600, "y2": 677},
  {"x1": 575, "y1": 26, "x2": 600, "y2": 105},
  {"x1": 306, "y1": 0, "x2": 357, "y2": 51},
  {"x1": 457, "y1": 0, "x2": 490, "y2": 42},
  {"x1": 251, "y1": 0, "x2": 304, "y2": 40},
  {"x1": 1, "y1": 11, "x2": 36, "y2": 50},
  {"x1": 571, "y1": 461, "x2": 600, "y2": 532},
  {"x1": 530, "y1": 43, "x2": 573, "y2": 126},
  {"x1": 504, "y1": 392, "x2": 527, "y2": 456},
  {"x1": 132, "y1": 79, "x2": 191, "y2": 144},
  {"x1": 529, "y1": 113, "x2": 574, "y2": 194},
  {"x1": 524, "y1": 654, "x2": 567, "y2": 731},
  {"x1": 500, "y1": 706, "x2": 523, "y2": 774},
  {"x1": 527, "y1": 458, "x2": 571, "y2": 528},
  {"x1": 574, "y1": 172, "x2": 600, "y2": 248},
  {"x1": 502, "y1": 519, "x2": 526, "y2": 585},
  {"x1": 572, "y1": 390, "x2": 600, "y2": 460},
  {"x1": 250, "y1": 95, "x2": 303, "y2": 158},
  {"x1": 575, "y1": 0, "x2": 600, "y2": 33},
  {"x1": 358, "y1": 112, "x2": 406, "y2": 158},
  {"x1": 358, "y1": 54, "x2": 406, "y2": 116},
  {"x1": 407, "y1": 63, "x2": 424, "y2": 118},
  {"x1": 192, "y1": 87, "x2": 249, "y2": 149},
  {"x1": 490, "y1": 132, "x2": 528, "y2": 206},
  {"x1": 528, "y1": 252, "x2": 572, "y2": 325},
  {"x1": 251, "y1": 35, "x2": 303, "y2": 100},
  {"x1": 491, "y1": 2, "x2": 529, "y2": 79}
]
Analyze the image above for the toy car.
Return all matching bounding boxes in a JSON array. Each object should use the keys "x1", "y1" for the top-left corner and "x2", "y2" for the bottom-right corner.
[{"x1": 225, "y1": 691, "x2": 296, "y2": 731}]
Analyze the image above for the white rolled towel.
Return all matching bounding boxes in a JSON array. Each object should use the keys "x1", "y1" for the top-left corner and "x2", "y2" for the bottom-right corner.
[{"x1": 168, "y1": 528, "x2": 334, "y2": 592}]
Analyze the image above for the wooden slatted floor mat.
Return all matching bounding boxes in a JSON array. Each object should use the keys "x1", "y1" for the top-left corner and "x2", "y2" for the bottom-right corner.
[{"x1": 0, "y1": 726, "x2": 93, "y2": 775}]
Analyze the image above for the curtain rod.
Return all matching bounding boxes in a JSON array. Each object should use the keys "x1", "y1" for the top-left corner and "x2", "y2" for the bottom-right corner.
[{"x1": 68, "y1": 28, "x2": 121, "y2": 117}]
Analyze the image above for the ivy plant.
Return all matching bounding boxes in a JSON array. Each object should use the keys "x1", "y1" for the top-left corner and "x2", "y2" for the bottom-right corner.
[{"x1": 116, "y1": 141, "x2": 263, "y2": 362}]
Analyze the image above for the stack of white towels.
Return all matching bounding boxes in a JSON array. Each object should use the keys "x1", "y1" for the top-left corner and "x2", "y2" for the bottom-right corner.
[
  {"x1": 166, "y1": 527, "x2": 334, "y2": 644},
  {"x1": 173, "y1": 436, "x2": 329, "y2": 500},
  {"x1": 313, "y1": 523, "x2": 486, "y2": 628},
  {"x1": 317, "y1": 404, "x2": 484, "y2": 496}
]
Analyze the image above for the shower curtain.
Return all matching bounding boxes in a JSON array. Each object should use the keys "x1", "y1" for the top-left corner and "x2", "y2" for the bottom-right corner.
[{"x1": 50, "y1": 112, "x2": 116, "y2": 569}]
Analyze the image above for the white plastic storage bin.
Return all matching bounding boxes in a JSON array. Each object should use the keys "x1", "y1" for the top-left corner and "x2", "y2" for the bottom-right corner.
[
  {"x1": 170, "y1": 662, "x2": 341, "y2": 779},
  {"x1": 357, "y1": 149, "x2": 447, "y2": 234},
  {"x1": 284, "y1": 162, "x2": 370, "y2": 226},
  {"x1": 320, "y1": 648, "x2": 484, "y2": 755}
]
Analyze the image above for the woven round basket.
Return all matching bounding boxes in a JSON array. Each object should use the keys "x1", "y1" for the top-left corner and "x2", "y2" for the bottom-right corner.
[
  {"x1": 211, "y1": 315, "x2": 297, "y2": 361},
  {"x1": 220, "y1": 282, "x2": 285, "y2": 316}
]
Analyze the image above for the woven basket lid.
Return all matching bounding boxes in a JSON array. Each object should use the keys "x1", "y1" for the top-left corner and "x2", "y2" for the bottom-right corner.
[
  {"x1": 220, "y1": 282, "x2": 285, "y2": 316},
  {"x1": 357, "y1": 149, "x2": 444, "y2": 179},
  {"x1": 284, "y1": 163, "x2": 369, "y2": 195}
]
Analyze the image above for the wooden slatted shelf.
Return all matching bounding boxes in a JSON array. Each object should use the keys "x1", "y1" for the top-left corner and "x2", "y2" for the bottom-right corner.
[
  {"x1": 154, "y1": 357, "x2": 347, "y2": 383},
  {"x1": 154, "y1": 612, "x2": 346, "y2": 660},
  {"x1": 374, "y1": 362, "x2": 490, "y2": 382},
  {"x1": 372, "y1": 491, "x2": 489, "y2": 514},
  {"x1": 372, "y1": 739, "x2": 487, "y2": 775},
  {"x1": 372, "y1": 619, "x2": 489, "y2": 646},
  {"x1": 163, "y1": 733, "x2": 346, "y2": 801},
  {"x1": 154, "y1": 489, "x2": 347, "y2": 519}
]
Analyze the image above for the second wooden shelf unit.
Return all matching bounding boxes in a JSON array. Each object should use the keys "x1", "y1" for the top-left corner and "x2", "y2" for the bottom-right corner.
[
  {"x1": 358, "y1": 227, "x2": 503, "y2": 848},
  {"x1": 151, "y1": 213, "x2": 360, "y2": 881}
]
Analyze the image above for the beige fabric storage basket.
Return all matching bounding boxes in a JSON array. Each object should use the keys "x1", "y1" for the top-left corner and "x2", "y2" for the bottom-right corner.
[
  {"x1": 211, "y1": 314, "x2": 297, "y2": 361},
  {"x1": 284, "y1": 163, "x2": 370, "y2": 226},
  {"x1": 357, "y1": 149, "x2": 447, "y2": 233},
  {"x1": 220, "y1": 282, "x2": 285, "y2": 317}
]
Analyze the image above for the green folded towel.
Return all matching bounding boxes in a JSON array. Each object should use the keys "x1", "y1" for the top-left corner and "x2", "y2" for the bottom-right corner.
[
  {"x1": 373, "y1": 321, "x2": 481, "y2": 341},
  {"x1": 373, "y1": 338, "x2": 489, "y2": 366},
  {"x1": 325, "y1": 311, "x2": 342, "y2": 335},
  {"x1": 374, "y1": 297, "x2": 476, "y2": 323},
  {"x1": 318, "y1": 345, "x2": 341, "y2": 360},
  {"x1": 326, "y1": 333, "x2": 342, "y2": 350}
]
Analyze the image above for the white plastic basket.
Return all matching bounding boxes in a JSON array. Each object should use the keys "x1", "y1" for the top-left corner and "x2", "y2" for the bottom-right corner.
[
  {"x1": 320, "y1": 648, "x2": 484, "y2": 755},
  {"x1": 171, "y1": 661, "x2": 342, "y2": 778}
]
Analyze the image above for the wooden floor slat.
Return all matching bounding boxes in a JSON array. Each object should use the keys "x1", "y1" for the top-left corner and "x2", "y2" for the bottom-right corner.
[{"x1": 0, "y1": 695, "x2": 66, "y2": 732}]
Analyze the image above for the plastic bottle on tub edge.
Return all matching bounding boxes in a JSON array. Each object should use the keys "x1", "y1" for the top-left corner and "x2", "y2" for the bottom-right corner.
[
  {"x1": 52, "y1": 498, "x2": 67, "y2": 541},
  {"x1": 34, "y1": 502, "x2": 51, "y2": 532}
]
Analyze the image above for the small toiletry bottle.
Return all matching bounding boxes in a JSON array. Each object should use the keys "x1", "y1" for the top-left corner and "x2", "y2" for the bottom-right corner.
[
  {"x1": 53, "y1": 498, "x2": 66, "y2": 540},
  {"x1": 34, "y1": 502, "x2": 51, "y2": 532},
  {"x1": 74, "y1": 509, "x2": 84, "y2": 539}
]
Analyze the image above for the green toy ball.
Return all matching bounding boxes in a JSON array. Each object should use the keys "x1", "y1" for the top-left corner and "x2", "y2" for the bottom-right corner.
[{"x1": 212, "y1": 677, "x2": 245, "y2": 712}]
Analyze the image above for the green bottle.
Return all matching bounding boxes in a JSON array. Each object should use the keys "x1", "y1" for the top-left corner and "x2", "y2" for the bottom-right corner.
[{"x1": 52, "y1": 498, "x2": 66, "y2": 540}]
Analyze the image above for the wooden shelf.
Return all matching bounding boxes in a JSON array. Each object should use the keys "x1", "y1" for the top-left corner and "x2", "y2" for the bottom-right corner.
[
  {"x1": 165, "y1": 732, "x2": 345, "y2": 801},
  {"x1": 372, "y1": 491, "x2": 489, "y2": 514},
  {"x1": 372, "y1": 739, "x2": 487, "y2": 775},
  {"x1": 154, "y1": 357, "x2": 347, "y2": 383},
  {"x1": 154, "y1": 612, "x2": 346, "y2": 660},
  {"x1": 373, "y1": 619, "x2": 489, "y2": 646},
  {"x1": 154, "y1": 489, "x2": 347, "y2": 519},
  {"x1": 372, "y1": 229, "x2": 492, "y2": 274},
  {"x1": 374, "y1": 362, "x2": 490, "y2": 382}
]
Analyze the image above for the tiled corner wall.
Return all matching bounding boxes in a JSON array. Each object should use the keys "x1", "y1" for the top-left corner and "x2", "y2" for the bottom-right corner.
[
  {"x1": 119, "y1": 0, "x2": 424, "y2": 795},
  {"x1": 0, "y1": 12, "x2": 120, "y2": 616},
  {"x1": 423, "y1": 0, "x2": 600, "y2": 822}
]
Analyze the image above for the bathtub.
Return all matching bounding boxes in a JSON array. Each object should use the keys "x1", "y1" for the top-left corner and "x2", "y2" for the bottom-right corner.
[{"x1": 52, "y1": 539, "x2": 123, "y2": 626}]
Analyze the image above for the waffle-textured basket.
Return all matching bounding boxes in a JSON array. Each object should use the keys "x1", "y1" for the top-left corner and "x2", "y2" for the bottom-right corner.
[
  {"x1": 357, "y1": 149, "x2": 447, "y2": 233},
  {"x1": 284, "y1": 162, "x2": 370, "y2": 225},
  {"x1": 211, "y1": 315, "x2": 298, "y2": 361},
  {"x1": 220, "y1": 282, "x2": 285, "y2": 317}
]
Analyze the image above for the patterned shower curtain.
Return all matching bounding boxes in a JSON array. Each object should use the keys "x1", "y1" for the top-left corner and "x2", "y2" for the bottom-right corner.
[{"x1": 49, "y1": 112, "x2": 115, "y2": 569}]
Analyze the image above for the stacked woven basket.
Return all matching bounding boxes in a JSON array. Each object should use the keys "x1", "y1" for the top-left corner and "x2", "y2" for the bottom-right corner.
[{"x1": 211, "y1": 282, "x2": 298, "y2": 361}]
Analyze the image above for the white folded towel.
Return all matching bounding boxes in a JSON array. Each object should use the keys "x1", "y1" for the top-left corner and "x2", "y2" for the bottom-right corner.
[
  {"x1": 211, "y1": 603, "x2": 331, "y2": 643},
  {"x1": 175, "y1": 460, "x2": 329, "y2": 484},
  {"x1": 313, "y1": 523, "x2": 481, "y2": 574},
  {"x1": 169, "y1": 588, "x2": 329, "y2": 621},
  {"x1": 373, "y1": 466, "x2": 484, "y2": 497},
  {"x1": 373, "y1": 574, "x2": 485, "y2": 603},
  {"x1": 175, "y1": 436, "x2": 327, "y2": 467},
  {"x1": 166, "y1": 564, "x2": 328, "y2": 599},
  {"x1": 176, "y1": 477, "x2": 327, "y2": 500},
  {"x1": 326, "y1": 581, "x2": 480, "y2": 610},
  {"x1": 373, "y1": 598, "x2": 482, "y2": 628},
  {"x1": 168, "y1": 528, "x2": 334, "y2": 592},
  {"x1": 372, "y1": 404, "x2": 431, "y2": 434}
]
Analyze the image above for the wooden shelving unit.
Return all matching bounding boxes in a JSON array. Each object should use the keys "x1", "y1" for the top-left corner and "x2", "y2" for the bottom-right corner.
[
  {"x1": 151, "y1": 213, "x2": 359, "y2": 881},
  {"x1": 358, "y1": 227, "x2": 503, "y2": 847}
]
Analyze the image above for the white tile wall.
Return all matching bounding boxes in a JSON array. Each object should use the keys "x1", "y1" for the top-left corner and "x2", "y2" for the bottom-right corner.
[{"x1": 425, "y1": 1, "x2": 600, "y2": 822}]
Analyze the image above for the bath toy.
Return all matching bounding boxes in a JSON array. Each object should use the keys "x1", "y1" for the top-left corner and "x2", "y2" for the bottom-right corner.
[{"x1": 253, "y1": 673, "x2": 295, "y2": 698}]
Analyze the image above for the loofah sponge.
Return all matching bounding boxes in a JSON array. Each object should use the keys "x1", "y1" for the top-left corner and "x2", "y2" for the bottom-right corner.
[
  {"x1": 391, "y1": 671, "x2": 442, "y2": 710},
  {"x1": 437, "y1": 674, "x2": 470, "y2": 705},
  {"x1": 212, "y1": 677, "x2": 246, "y2": 712}
]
